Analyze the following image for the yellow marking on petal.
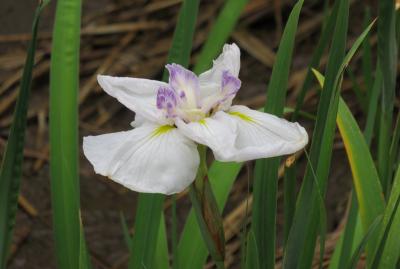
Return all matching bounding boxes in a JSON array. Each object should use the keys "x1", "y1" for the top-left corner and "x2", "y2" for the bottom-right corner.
[
  {"x1": 198, "y1": 119, "x2": 207, "y2": 125},
  {"x1": 229, "y1": 111, "x2": 255, "y2": 122},
  {"x1": 151, "y1": 125, "x2": 175, "y2": 138}
]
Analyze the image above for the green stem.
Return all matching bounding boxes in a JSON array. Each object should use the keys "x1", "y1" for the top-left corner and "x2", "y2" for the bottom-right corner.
[{"x1": 189, "y1": 145, "x2": 226, "y2": 267}]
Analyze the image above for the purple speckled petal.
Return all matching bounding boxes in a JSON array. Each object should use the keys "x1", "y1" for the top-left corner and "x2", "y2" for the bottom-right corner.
[
  {"x1": 200, "y1": 70, "x2": 241, "y2": 114},
  {"x1": 166, "y1": 63, "x2": 200, "y2": 108},
  {"x1": 221, "y1": 70, "x2": 241, "y2": 98},
  {"x1": 156, "y1": 86, "x2": 177, "y2": 118}
]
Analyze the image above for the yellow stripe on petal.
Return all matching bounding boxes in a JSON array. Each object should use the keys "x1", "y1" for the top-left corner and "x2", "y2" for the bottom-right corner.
[
  {"x1": 228, "y1": 111, "x2": 255, "y2": 123},
  {"x1": 151, "y1": 125, "x2": 175, "y2": 138},
  {"x1": 198, "y1": 119, "x2": 207, "y2": 125}
]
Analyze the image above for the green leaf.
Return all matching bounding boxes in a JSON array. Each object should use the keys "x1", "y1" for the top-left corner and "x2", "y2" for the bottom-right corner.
[
  {"x1": 283, "y1": 0, "x2": 350, "y2": 266},
  {"x1": 189, "y1": 146, "x2": 225, "y2": 266},
  {"x1": 346, "y1": 215, "x2": 383, "y2": 269},
  {"x1": 244, "y1": 231, "x2": 259, "y2": 269},
  {"x1": 284, "y1": 1, "x2": 340, "y2": 248},
  {"x1": 361, "y1": 7, "x2": 373, "y2": 102},
  {"x1": 329, "y1": 195, "x2": 362, "y2": 269},
  {"x1": 313, "y1": 67, "x2": 385, "y2": 265},
  {"x1": 377, "y1": 0, "x2": 397, "y2": 193},
  {"x1": 337, "y1": 97, "x2": 385, "y2": 258},
  {"x1": 193, "y1": 0, "x2": 249, "y2": 74},
  {"x1": 49, "y1": 0, "x2": 91, "y2": 267},
  {"x1": 251, "y1": 1, "x2": 304, "y2": 268},
  {"x1": 177, "y1": 162, "x2": 242, "y2": 268},
  {"x1": 0, "y1": 1, "x2": 48, "y2": 267},
  {"x1": 372, "y1": 165, "x2": 400, "y2": 268},
  {"x1": 128, "y1": 1, "x2": 200, "y2": 268},
  {"x1": 363, "y1": 68, "x2": 382, "y2": 146}
]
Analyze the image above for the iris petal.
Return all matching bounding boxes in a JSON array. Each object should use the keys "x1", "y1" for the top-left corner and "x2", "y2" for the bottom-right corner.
[
  {"x1": 83, "y1": 123, "x2": 200, "y2": 194},
  {"x1": 199, "y1": 43, "x2": 241, "y2": 100},
  {"x1": 214, "y1": 105, "x2": 309, "y2": 162},
  {"x1": 97, "y1": 75, "x2": 169, "y2": 124}
]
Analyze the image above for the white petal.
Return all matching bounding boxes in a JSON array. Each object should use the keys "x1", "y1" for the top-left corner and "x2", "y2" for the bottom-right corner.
[
  {"x1": 83, "y1": 124, "x2": 200, "y2": 194},
  {"x1": 198, "y1": 43, "x2": 241, "y2": 99},
  {"x1": 175, "y1": 111, "x2": 237, "y2": 161},
  {"x1": 97, "y1": 75, "x2": 169, "y2": 124},
  {"x1": 217, "y1": 105, "x2": 308, "y2": 162}
]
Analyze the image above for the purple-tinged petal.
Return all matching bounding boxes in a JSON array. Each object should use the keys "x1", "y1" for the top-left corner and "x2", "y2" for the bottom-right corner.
[
  {"x1": 166, "y1": 63, "x2": 200, "y2": 108},
  {"x1": 156, "y1": 86, "x2": 177, "y2": 118},
  {"x1": 221, "y1": 70, "x2": 241, "y2": 98},
  {"x1": 200, "y1": 70, "x2": 241, "y2": 114}
]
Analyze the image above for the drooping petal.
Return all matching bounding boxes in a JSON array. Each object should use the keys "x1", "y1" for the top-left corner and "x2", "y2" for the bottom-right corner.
[
  {"x1": 83, "y1": 124, "x2": 200, "y2": 194},
  {"x1": 175, "y1": 111, "x2": 237, "y2": 161},
  {"x1": 198, "y1": 43, "x2": 241, "y2": 99},
  {"x1": 97, "y1": 75, "x2": 169, "y2": 124},
  {"x1": 216, "y1": 105, "x2": 308, "y2": 162},
  {"x1": 166, "y1": 64, "x2": 200, "y2": 108}
]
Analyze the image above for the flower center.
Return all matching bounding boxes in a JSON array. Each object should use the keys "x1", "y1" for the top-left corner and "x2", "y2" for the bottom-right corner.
[{"x1": 156, "y1": 64, "x2": 241, "y2": 123}]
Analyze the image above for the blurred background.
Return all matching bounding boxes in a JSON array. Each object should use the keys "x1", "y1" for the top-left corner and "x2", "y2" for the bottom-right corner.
[{"x1": 0, "y1": 0, "x2": 390, "y2": 268}]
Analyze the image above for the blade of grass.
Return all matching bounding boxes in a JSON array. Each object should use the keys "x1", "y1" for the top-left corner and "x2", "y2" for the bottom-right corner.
[
  {"x1": 346, "y1": 215, "x2": 383, "y2": 269},
  {"x1": 244, "y1": 231, "x2": 259, "y2": 269},
  {"x1": 346, "y1": 68, "x2": 367, "y2": 113},
  {"x1": 154, "y1": 214, "x2": 169, "y2": 269},
  {"x1": 193, "y1": 0, "x2": 249, "y2": 74},
  {"x1": 372, "y1": 165, "x2": 400, "y2": 268},
  {"x1": 49, "y1": 0, "x2": 92, "y2": 267},
  {"x1": 177, "y1": 162, "x2": 242, "y2": 268},
  {"x1": 362, "y1": 7, "x2": 373, "y2": 102},
  {"x1": 283, "y1": 0, "x2": 349, "y2": 266},
  {"x1": 0, "y1": 1, "x2": 48, "y2": 267},
  {"x1": 337, "y1": 97, "x2": 385, "y2": 259},
  {"x1": 128, "y1": 1, "x2": 199, "y2": 268},
  {"x1": 283, "y1": 0, "x2": 340, "y2": 245},
  {"x1": 313, "y1": 67, "x2": 385, "y2": 264},
  {"x1": 171, "y1": 196, "x2": 178, "y2": 269},
  {"x1": 189, "y1": 146, "x2": 225, "y2": 267},
  {"x1": 377, "y1": 0, "x2": 397, "y2": 193},
  {"x1": 330, "y1": 195, "x2": 361, "y2": 269},
  {"x1": 251, "y1": 1, "x2": 304, "y2": 268},
  {"x1": 363, "y1": 67, "x2": 382, "y2": 146}
]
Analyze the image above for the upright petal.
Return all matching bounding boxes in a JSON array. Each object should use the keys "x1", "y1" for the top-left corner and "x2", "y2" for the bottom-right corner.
[
  {"x1": 97, "y1": 75, "x2": 169, "y2": 124},
  {"x1": 201, "y1": 70, "x2": 241, "y2": 113},
  {"x1": 198, "y1": 43, "x2": 241, "y2": 99},
  {"x1": 166, "y1": 64, "x2": 200, "y2": 109},
  {"x1": 83, "y1": 124, "x2": 200, "y2": 194},
  {"x1": 175, "y1": 111, "x2": 237, "y2": 161},
  {"x1": 216, "y1": 105, "x2": 308, "y2": 162}
]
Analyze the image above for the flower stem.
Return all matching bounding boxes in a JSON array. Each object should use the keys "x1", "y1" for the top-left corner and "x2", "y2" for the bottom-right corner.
[{"x1": 189, "y1": 145, "x2": 226, "y2": 267}]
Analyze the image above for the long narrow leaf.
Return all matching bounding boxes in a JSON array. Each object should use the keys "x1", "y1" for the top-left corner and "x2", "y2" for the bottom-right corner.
[
  {"x1": 313, "y1": 67, "x2": 385, "y2": 265},
  {"x1": 177, "y1": 162, "x2": 242, "y2": 268},
  {"x1": 284, "y1": 0, "x2": 341, "y2": 246},
  {"x1": 377, "y1": 0, "x2": 397, "y2": 192},
  {"x1": 283, "y1": 0, "x2": 349, "y2": 266},
  {"x1": 251, "y1": 1, "x2": 304, "y2": 268},
  {"x1": 372, "y1": 165, "x2": 400, "y2": 268},
  {"x1": 49, "y1": 0, "x2": 90, "y2": 267},
  {"x1": 0, "y1": 1, "x2": 48, "y2": 267},
  {"x1": 193, "y1": 0, "x2": 249, "y2": 74}
]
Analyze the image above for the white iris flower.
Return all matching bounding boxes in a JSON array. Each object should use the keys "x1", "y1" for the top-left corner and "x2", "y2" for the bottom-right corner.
[{"x1": 83, "y1": 43, "x2": 308, "y2": 195}]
